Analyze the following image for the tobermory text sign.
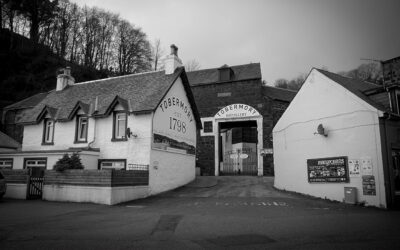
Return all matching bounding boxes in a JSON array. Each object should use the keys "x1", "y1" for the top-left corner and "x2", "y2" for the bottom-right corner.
[{"x1": 215, "y1": 104, "x2": 260, "y2": 119}]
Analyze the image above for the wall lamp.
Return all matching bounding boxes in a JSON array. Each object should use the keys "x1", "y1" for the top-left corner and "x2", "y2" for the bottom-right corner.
[{"x1": 314, "y1": 124, "x2": 328, "y2": 137}]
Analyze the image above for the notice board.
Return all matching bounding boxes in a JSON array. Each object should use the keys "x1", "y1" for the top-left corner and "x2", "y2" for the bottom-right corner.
[{"x1": 307, "y1": 156, "x2": 349, "y2": 183}]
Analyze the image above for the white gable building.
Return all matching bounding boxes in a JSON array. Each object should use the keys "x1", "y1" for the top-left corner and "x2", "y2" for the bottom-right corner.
[
  {"x1": 273, "y1": 68, "x2": 400, "y2": 209},
  {"x1": 0, "y1": 45, "x2": 202, "y2": 204}
]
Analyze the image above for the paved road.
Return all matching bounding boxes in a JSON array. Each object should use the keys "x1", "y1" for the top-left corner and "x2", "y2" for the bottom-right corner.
[{"x1": 1, "y1": 176, "x2": 400, "y2": 249}]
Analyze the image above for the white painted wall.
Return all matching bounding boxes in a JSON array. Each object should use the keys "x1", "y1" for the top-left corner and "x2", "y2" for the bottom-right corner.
[
  {"x1": 20, "y1": 106, "x2": 153, "y2": 168},
  {"x1": 23, "y1": 117, "x2": 95, "y2": 151},
  {"x1": 93, "y1": 111, "x2": 153, "y2": 166},
  {"x1": 4, "y1": 183, "x2": 27, "y2": 199},
  {"x1": 149, "y1": 77, "x2": 197, "y2": 194},
  {"x1": 273, "y1": 69, "x2": 387, "y2": 208},
  {"x1": 0, "y1": 151, "x2": 99, "y2": 170},
  {"x1": 149, "y1": 149, "x2": 195, "y2": 194},
  {"x1": 43, "y1": 185, "x2": 150, "y2": 205}
]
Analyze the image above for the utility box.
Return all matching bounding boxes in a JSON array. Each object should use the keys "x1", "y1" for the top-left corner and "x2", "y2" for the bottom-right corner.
[{"x1": 344, "y1": 187, "x2": 357, "y2": 204}]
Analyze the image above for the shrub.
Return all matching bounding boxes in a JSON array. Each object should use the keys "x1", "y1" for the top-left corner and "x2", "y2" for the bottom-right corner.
[
  {"x1": 53, "y1": 153, "x2": 84, "y2": 172},
  {"x1": 69, "y1": 153, "x2": 84, "y2": 169}
]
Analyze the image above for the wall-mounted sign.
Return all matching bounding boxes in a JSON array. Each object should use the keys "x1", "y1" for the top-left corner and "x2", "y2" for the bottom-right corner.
[
  {"x1": 152, "y1": 78, "x2": 196, "y2": 155},
  {"x1": 362, "y1": 175, "x2": 376, "y2": 195},
  {"x1": 307, "y1": 156, "x2": 349, "y2": 183},
  {"x1": 214, "y1": 104, "x2": 260, "y2": 119},
  {"x1": 361, "y1": 157, "x2": 373, "y2": 175},
  {"x1": 348, "y1": 159, "x2": 360, "y2": 177},
  {"x1": 260, "y1": 148, "x2": 273, "y2": 155}
]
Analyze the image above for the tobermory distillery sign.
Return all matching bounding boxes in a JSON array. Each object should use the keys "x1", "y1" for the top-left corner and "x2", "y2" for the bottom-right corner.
[{"x1": 215, "y1": 104, "x2": 260, "y2": 119}]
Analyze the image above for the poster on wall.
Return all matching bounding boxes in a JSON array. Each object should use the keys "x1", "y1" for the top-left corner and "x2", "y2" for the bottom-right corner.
[
  {"x1": 152, "y1": 79, "x2": 196, "y2": 155},
  {"x1": 348, "y1": 159, "x2": 361, "y2": 177},
  {"x1": 307, "y1": 156, "x2": 349, "y2": 183},
  {"x1": 362, "y1": 175, "x2": 376, "y2": 195},
  {"x1": 361, "y1": 157, "x2": 373, "y2": 175}
]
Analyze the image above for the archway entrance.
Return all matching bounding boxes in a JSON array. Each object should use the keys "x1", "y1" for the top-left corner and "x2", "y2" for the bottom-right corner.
[
  {"x1": 213, "y1": 104, "x2": 263, "y2": 176},
  {"x1": 219, "y1": 120, "x2": 258, "y2": 175}
]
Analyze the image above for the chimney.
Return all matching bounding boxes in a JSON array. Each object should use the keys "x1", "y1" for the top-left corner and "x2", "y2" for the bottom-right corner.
[
  {"x1": 56, "y1": 67, "x2": 75, "y2": 91},
  {"x1": 164, "y1": 44, "x2": 182, "y2": 74}
]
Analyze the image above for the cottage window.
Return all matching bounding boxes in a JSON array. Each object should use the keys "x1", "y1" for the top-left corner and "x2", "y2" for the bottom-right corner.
[
  {"x1": 0, "y1": 159, "x2": 13, "y2": 169},
  {"x1": 113, "y1": 112, "x2": 127, "y2": 141},
  {"x1": 75, "y1": 116, "x2": 88, "y2": 143},
  {"x1": 42, "y1": 119, "x2": 54, "y2": 144},
  {"x1": 99, "y1": 160, "x2": 126, "y2": 170}
]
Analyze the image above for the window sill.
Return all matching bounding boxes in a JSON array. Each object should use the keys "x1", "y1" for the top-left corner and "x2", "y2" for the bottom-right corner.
[
  {"x1": 111, "y1": 138, "x2": 128, "y2": 142},
  {"x1": 41, "y1": 142, "x2": 54, "y2": 146},
  {"x1": 74, "y1": 140, "x2": 88, "y2": 144}
]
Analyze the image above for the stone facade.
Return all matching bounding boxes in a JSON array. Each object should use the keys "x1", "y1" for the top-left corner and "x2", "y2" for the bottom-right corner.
[{"x1": 190, "y1": 77, "x2": 293, "y2": 176}]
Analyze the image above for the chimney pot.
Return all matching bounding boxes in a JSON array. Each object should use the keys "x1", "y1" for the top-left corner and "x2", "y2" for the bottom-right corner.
[
  {"x1": 164, "y1": 43, "x2": 182, "y2": 74},
  {"x1": 56, "y1": 67, "x2": 75, "y2": 91},
  {"x1": 170, "y1": 44, "x2": 178, "y2": 56}
]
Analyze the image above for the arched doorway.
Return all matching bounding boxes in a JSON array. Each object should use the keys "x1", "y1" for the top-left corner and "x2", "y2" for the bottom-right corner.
[{"x1": 213, "y1": 104, "x2": 263, "y2": 176}]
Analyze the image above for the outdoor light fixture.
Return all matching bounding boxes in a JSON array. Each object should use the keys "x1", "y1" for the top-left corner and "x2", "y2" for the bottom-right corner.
[
  {"x1": 314, "y1": 124, "x2": 328, "y2": 137},
  {"x1": 126, "y1": 127, "x2": 137, "y2": 138}
]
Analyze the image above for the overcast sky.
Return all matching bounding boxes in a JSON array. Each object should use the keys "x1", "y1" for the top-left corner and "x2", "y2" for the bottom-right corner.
[{"x1": 72, "y1": 0, "x2": 400, "y2": 85}]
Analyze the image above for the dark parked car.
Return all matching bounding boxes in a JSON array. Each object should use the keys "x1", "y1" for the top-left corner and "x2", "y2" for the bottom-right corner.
[{"x1": 0, "y1": 170, "x2": 6, "y2": 198}]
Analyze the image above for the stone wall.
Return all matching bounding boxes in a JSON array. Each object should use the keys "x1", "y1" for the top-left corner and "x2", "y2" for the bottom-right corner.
[{"x1": 191, "y1": 80, "x2": 291, "y2": 176}]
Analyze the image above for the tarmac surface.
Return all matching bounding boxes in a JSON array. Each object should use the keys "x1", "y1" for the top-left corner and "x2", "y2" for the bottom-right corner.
[{"x1": 1, "y1": 176, "x2": 400, "y2": 249}]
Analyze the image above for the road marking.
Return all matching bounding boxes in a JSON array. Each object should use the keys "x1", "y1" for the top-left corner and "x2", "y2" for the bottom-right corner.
[{"x1": 126, "y1": 205, "x2": 145, "y2": 208}]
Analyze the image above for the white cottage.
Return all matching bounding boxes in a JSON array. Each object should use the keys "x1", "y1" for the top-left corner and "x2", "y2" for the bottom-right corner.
[
  {"x1": 0, "y1": 45, "x2": 202, "y2": 204},
  {"x1": 273, "y1": 68, "x2": 400, "y2": 209}
]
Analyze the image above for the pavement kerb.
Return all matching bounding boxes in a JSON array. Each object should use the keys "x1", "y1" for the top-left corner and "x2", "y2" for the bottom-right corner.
[{"x1": 185, "y1": 177, "x2": 219, "y2": 188}]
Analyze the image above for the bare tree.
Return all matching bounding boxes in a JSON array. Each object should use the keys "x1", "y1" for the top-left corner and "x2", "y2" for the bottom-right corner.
[
  {"x1": 185, "y1": 59, "x2": 201, "y2": 72},
  {"x1": 152, "y1": 38, "x2": 164, "y2": 71},
  {"x1": 274, "y1": 78, "x2": 289, "y2": 89}
]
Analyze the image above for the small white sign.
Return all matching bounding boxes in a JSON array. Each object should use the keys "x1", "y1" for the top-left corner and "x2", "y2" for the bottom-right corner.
[
  {"x1": 260, "y1": 148, "x2": 273, "y2": 155},
  {"x1": 361, "y1": 157, "x2": 373, "y2": 175},
  {"x1": 348, "y1": 159, "x2": 360, "y2": 177},
  {"x1": 239, "y1": 153, "x2": 248, "y2": 159}
]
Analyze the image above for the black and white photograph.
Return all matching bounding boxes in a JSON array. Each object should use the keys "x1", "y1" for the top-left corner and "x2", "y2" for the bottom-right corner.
[{"x1": 0, "y1": 0, "x2": 400, "y2": 249}]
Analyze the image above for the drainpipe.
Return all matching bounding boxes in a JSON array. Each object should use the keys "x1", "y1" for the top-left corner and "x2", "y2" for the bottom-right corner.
[{"x1": 88, "y1": 96, "x2": 98, "y2": 149}]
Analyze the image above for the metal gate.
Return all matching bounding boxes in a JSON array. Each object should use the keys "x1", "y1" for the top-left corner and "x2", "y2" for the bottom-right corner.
[
  {"x1": 221, "y1": 148, "x2": 257, "y2": 175},
  {"x1": 28, "y1": 176, "x2": 44, "y2": 199}
]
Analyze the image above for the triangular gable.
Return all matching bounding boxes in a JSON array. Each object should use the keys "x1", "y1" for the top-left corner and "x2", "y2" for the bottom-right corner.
[
  {"x1": 156, "y1": 67, "x2": 202, "y2": 128},
  {"x1": 36, "y1": 105, "x2": 58, "y2": 123},
  {"x1": 67, "y1": 101, "x2": 91, "y2": 120},
  {"x1": 103, "y1": 95, "x2": 130, "y2": 116}
]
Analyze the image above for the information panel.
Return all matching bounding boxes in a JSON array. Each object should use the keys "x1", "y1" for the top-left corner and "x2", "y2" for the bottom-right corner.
[{"x1": 307, "y1": 156, "x2": 349, "y2": 183}]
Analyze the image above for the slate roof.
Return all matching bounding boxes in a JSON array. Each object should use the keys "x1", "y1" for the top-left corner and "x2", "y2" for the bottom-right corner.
[
  {"x1": 18, "y1": 68, "x2": 201, "y2": 127},
  {"x1": 186, "y1": 63, "x2": 261, "y2": 86},
  {"x1": 4, "y1": 92, "x2": 48, "y2": 110},
  {"x1": 262, "y1": 85, "x2": 297, "y2": 102},
  {"x1": 0, "y1": 131, "x2": 20, "y2": 149},
  {"x1": 316, "y1": 69, "x2": 389, "y2": 112}
]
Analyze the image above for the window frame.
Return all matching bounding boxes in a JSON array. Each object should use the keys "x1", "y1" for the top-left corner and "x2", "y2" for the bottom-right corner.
[
  {"x1": 203, "y1": 121, "x2": 213, "y2": 133},
  {"x1": 42, "y1": 118, "x2": 55, "y2": 145},
  {"x1": 0, "y1": 158, "x2": 13, "y2": 169},
  {"x1": 75, "y1": 115, "x2": 89, "y2": 143},
  {"x1": 200, "y1": 117, "x2": 214, "y2": 136},
  {"x1": 112, "y1": 111, "x2": 128, "y2": 141},
  {"x1": 98, "y1": 159, "x2": 127, "y2": 170}
]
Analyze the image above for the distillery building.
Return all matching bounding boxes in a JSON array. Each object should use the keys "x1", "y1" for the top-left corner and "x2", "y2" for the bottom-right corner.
[{"x1": 186, "y1": 64, "x2": 297, "y2": 176}]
